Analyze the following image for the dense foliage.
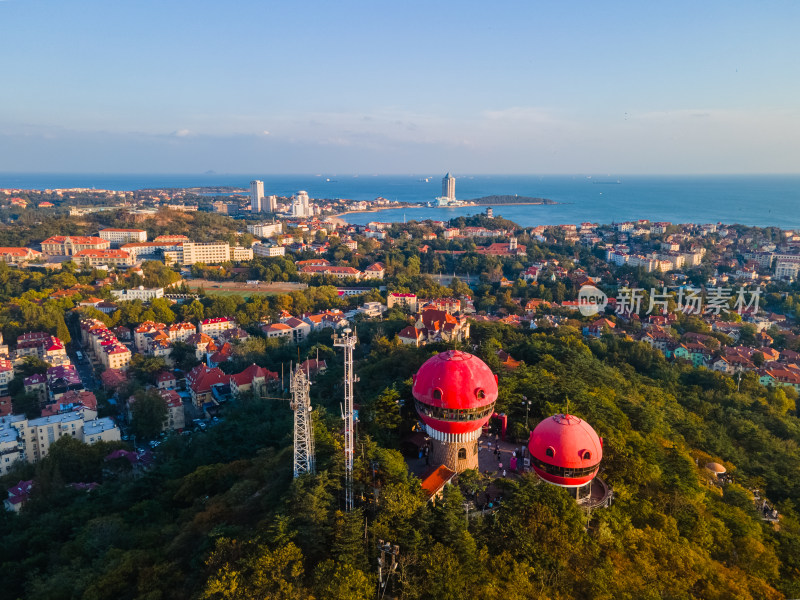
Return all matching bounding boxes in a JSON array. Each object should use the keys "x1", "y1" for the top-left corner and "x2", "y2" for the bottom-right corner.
[{"x1": 2, "y1": 323, "x2": 799, "y2": 599}]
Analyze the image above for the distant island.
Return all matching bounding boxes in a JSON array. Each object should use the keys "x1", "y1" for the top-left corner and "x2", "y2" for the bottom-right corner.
[{"x1": 465, "y1": 194, "x2": 558, "y2": 205}]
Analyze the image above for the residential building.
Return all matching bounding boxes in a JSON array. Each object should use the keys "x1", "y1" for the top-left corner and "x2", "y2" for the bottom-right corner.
[
  {"x1": 247, "y1": 222, "x2": 283, "y2": 237},
  {"x1": 399, "y1": 309, "x2": 470, "y2": 346},
  {"x1": 0, "y1": 359, "x2": 13, "y2": 396},
  {"x1": 252, "y1": 242, "x2": 286, "y2": 257},
  {"x1": 775, "y1": 256, "x2": 800, "y2": 280},
  {"x1": 186, "y1": 365, "x2": 229, "y2": 408},
  {"x1": 388, "y1": 293, "x2": 418, "y2": 312},
  {"x1": 40, "y1": 236, "x2": 110, "y2": 256},
  {"x1": 23, "y1": 374, "x2": 47, "y2": 404},
  {"x1": 160, "y1": 389, "x2": 185, "y2": 431},
  {"x1": 0, "y1": 416, "x2": 25, "y2": 475},
  {"x1": 231, "y1": 246, "x2": 254, "y2": 261},
  {"x1": 119, "y1": 241, "x2": 182, "y2": 259},
  {"x1": 363, "y1": 262, "x2": 385, "y2": 279},
  {"x1": 111, "y1": 287, "x2": 164, "y2": 301},
  {"x1": 299, "y1": 265, "x2": 362, "y2": 279},
  {"x1": 73, "y1": 249, "x2": 134, "y2": 267},
  {"x1": 250, "y1": 180, "x2": 265, "y2": 213},
  {"x1": 98, "y1": 228, "x2": 147, "y2": 246},
  {"x1": 0, "y1": 247, "x2": 43, "y2": 262},
  {"x1": 291, "y1": 191, "x2": 311, "y2": 217},
  {"x1": 11, "y1": 412, "x2": 120, "y2": 463},
  {"x1": 199, "y1": 317, "x2": 235, "y2": 337},
  {"x1": 166, "y1": 322, "x2": 197, "y2": 342},
  {"x1": 4, "y1": 478, "x2": 32, "y2": 511},
  {"x1": 229, "y1": 364, "x2": 277, "y2": 398},
  {"x1": 165, "y1": 242, "x2": 234, "y2": 265},
  {"x1": 283, "y1": 317, "x2": 312, "y2": 343},
  {"x1": 262, "y1": 323, "x2": 292, "y2": 339}
]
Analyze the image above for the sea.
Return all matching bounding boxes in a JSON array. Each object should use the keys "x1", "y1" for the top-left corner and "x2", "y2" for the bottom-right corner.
[{"x1": 1, "y1": 173, "x2": 798, "y2": 229}]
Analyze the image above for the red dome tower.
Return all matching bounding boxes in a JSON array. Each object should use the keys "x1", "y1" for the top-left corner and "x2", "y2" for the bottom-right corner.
[
  {"x1": 527, "y1": 414, "x2": 602, "y2": 488},
  {"x1": 413, "y1": 350, "x2": 498, "y2": 472}
]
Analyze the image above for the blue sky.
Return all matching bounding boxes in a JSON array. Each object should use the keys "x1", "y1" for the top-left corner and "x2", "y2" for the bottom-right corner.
[{"x1": 2, "y1": 0, "x2": 799, "y2": 174}]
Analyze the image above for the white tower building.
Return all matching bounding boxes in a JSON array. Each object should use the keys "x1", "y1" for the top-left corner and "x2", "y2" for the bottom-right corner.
[
  {"x1": 267, "y1": 194, "x2": 278, "y2": 212},
  {"x1": 292, "y1": 191, "x2": 311, "y2": 217},
  {"x1": 442, "y1": 173, "x2": 455, "y2": 201},
  {"x1": 250, "y1": 180, "x2": 265, "y2": 213}
]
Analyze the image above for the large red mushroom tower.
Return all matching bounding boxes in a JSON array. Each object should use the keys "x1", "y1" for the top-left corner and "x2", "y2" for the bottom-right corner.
[
  {"x1": 527, "y1": 414, "x2": 603, "y2": 490},
  {"x1": 413, "y1": 350, "x2": 498, "y2": 472}
]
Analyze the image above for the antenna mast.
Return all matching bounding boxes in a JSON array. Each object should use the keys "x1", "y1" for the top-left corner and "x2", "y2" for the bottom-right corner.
[
  {"x1": 333, "y1": 327, "x2": 357, "y2": 511},
  {"x1": 290, "y1": 366, "x2": 315, "y2": 478}
]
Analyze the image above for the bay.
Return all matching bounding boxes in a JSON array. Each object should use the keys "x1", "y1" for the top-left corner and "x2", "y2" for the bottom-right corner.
[{"x1": 0, "y1": 173, "x2": 798, "y2": 228}]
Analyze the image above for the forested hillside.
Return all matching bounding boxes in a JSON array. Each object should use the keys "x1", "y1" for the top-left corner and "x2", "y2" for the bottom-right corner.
[{"x1": 1, "y1": 323, "x2": 799, "y2": 599}]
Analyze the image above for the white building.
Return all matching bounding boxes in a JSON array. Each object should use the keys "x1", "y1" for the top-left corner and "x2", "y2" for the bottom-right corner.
[
  {"x1": 165, "y1": 243, "x2": 243, "y2": 265},
  {"x1": 247, "y1": 222, "x2": 283, "y2": 238},
  {"x1": 442, "y1": 173, "x2": 455, "y2": 201},
  {"x1": 98, "y1": 228, "x2": 147, "y2": 246},
  {"x1": 252, "y1": 242, "x2": 286, "y2": 257},
  {"x1": 111, "y1": 287, "x2": 165, "y2": 301},
  {"x1": 250, "y1": 180, "x2": 265, "y2": 213},
  {"x1": 291, "y1": 191, "x2": 311, "y2": 217},
  {"x1": 11, "y1": 413, "x2": 120, "y2": 464},
  {"x1": 775, "y1": 256, "x2": 800, "y2": 280},
  {"x1": 231, "y1": 246, "x2": 254, "y2": 261},
  {"x1": 0, "y1": 416, "x2": 25, "y2": 475}
]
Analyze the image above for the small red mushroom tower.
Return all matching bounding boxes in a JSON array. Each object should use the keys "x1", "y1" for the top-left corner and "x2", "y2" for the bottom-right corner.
[
  {"x1": 527, "y1": 414, "x2": 603, "y2": 489},
  {"x1": 413, "y1": 350, "x2": 498, "y2": 472}
]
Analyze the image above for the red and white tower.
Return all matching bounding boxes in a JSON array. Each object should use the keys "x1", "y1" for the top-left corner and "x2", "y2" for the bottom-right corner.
[
  {"x1": 527, "y1": 414, "x2": 603, "y2": 489},
  {"x1": 413, "y1": 350, "x2": 498, "y2": 472}
]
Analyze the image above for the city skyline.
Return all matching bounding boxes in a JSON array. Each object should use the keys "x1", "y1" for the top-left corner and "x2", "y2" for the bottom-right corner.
[{"x1": 2, "y1": 1, "x2": 799, "y2": 174}]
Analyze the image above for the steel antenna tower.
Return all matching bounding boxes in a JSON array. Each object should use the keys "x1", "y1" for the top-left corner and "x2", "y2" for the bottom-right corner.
[
  {"x1": 333, "y1": 327, "x2": 357, "y2": 511},
  {"x1": 290, "y1": 365, "x2": 315, "y2": 478}
]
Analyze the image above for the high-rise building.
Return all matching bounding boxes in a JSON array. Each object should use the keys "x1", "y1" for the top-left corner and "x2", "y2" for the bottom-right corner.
[
  {"x1": 442, "y1": 173, "x2": 456, "y2": 201},
  {"x1": 291, "y1": 191, "x2": 311, "y2": 217},
  {"x1": 266, "y1": 194, "x2": 278, "y2": 212},
  {"x1": 250, "y1": 180, "x2": 265, "y2": 213}
]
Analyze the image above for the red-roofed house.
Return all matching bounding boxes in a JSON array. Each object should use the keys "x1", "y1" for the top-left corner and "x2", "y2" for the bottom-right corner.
[
  {"x1": 73, "y1": 249, "x2": 133, "y2": 267},
  {"x1": 5, "y1": 480, "x2": 33, "y2": 512},
  {"x1": 156, "y1": 371, "x2": 177, "y2": 390},
  {"x1": 262, "y1": 323, "x2": 292, "y2": 339},
  {"x1": 229, "y1": 364, "x2": 278, "y2": 398},
  {"x1": 186, "y1": 365, "x2": 229, "y2": 408},
  {"x1": 41, "y1": 236, "x2": 110, "y2": 256},
  {"x1": 363, "y1": 262, "x2": 385, "y2": 279},
  {"x1": 0, "y1": 247, "x2": 43, "y2": 262}
]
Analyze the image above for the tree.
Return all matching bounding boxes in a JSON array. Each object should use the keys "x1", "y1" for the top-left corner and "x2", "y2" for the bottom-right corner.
[
  {"x1": 128, "y1": 354, "x2": 168, "y2": 385},
  {"x1": 130, "y1": 389, "x2": 168, "y2": 439}
]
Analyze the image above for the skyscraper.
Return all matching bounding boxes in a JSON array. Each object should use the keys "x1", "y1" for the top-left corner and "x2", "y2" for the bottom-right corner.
[
  {"x1": 250, "y1": 180, "x2": 265, "y2": 213},
  {"x1": 291, "y1": 191, "x2": 310, "y2": 217},
  {"x1": 442, "y1": 173, "x2": 455, "y2": 201},
  {"x1": 266, "y1": 195, "x2": 278, "y2": 212}
]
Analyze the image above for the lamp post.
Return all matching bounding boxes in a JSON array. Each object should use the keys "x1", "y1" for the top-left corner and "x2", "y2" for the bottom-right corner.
[{"x1": 522, "y1": 395, "x2": 530, "y2": 431}]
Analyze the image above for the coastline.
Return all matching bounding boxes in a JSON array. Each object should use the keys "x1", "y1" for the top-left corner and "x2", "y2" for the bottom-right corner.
[{"x1": 330, "y1": 201, "x2": 558, "y2": 222}]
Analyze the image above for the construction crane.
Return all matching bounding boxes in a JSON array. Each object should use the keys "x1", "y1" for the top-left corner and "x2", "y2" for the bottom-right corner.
[
  {"x1": 333, "y1": 327, "x2": 357, "y2": 511},
  {"x1": 290, "y1": 364, "x2": 315, "y2": 478}
]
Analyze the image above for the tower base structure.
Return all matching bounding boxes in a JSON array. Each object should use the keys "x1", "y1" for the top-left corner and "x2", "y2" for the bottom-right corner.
[{"x1": 426, "y1": 426, "x2": 480, "y2": 473}]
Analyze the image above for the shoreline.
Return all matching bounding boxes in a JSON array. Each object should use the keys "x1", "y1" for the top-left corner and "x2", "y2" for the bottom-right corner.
[{"x1": 330, "y1": 201, "x2": 558, "y2": 221}]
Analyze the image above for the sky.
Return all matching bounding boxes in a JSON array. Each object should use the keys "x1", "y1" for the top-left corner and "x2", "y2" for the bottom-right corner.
[{"x1": 1, "y1": 0, "x2": 799, "y2": 174}]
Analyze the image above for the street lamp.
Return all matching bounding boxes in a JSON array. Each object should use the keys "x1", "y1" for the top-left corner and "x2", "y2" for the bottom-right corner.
[{"x1": 522, "y1": 396, "x2": 531, "y2": 431}]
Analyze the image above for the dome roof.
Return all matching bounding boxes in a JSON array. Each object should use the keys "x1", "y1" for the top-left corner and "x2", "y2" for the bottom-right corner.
[
  {"x1": 413, "y1": 350, "x2": 498, "y2": 435},
  {"x1": 706, "y1": 462, "x2": 726, "y2": 473},
  {"x1": 528, "y1": 414, "x2": 603, "y2": 488}
]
